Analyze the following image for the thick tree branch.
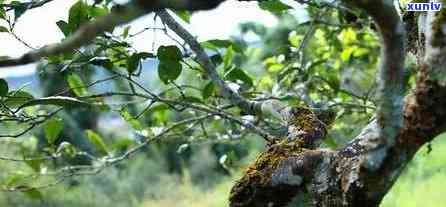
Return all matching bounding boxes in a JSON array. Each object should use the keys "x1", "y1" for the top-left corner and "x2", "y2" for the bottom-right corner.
[
  {"x1": 228, "y1": 1, "x2": 446, "y2": 207},
  {"x1": 339, "y1": 4, "x2": 446, "y2": 204},
  {"x1": 343, "y1": 0, "x2": 406, "y2": 146}
]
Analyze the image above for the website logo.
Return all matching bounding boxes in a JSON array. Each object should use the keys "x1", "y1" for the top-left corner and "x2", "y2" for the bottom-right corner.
[{"x1": 407, "y1": 2, "x2": 442, "y2": 11}]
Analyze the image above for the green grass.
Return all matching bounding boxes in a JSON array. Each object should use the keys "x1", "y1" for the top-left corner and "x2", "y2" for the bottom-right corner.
[
  {"x1": 381, "y1": 134, "x2": 446, "y2": 206},
  {"x1": 139, "y1": 171, "x2": 234, "y2": 207}
]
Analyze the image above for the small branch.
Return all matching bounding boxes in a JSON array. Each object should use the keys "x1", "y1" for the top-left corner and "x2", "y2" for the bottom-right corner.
[
  {"x1": 2, "y1": 114, "x2": 212, "y2": 192},
  {"x1": 156, "y1": 10, "x2": 261, "y2": 115},
  {"x1": 0, "y1": 2, "x2": 145, "y2": 67},
  {"x1": 9, "y1": 31, "x2": 35, "y2": 49},
  {"x1": 0, "y1": 108, "x2": 62, "y2": 138},
  {"x1": 0, "y1": 0, "x2": 229, "y2": 68},
  {"x1": 1, "y1": 0, "x2": 54, "y2": 12},
  {"x1": 97, "y1": 70, "x2": 274, "y2": 140}
]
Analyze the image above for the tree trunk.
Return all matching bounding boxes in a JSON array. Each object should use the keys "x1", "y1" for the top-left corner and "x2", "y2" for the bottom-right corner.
[{"x1": 229, "y1": 1, "x2": 446, "y2": 206}]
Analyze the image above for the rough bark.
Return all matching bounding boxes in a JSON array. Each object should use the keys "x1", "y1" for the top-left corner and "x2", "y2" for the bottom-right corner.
[
  {"x1": 229, "y1": 60, "x2": 446, "y2": 207},
  {"x1": 229, "y1": 1, "x2": 446, "y2": 207}
]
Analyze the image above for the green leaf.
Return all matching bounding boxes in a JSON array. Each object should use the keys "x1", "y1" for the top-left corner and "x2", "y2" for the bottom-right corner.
[
  {"x1": 225, "y1": 68, "x2": 254, "y2": 87},
  {"x1": 111, "y1": 138, "x2": 134, "y2": 152},
  {"x1": 24, "y1": 159, "x2": 41, "y2": 173},
  {"x1": 11, "y1": 1, "x2": 27, "y2": 20},
  {"x1": 200, "y1": 41, "x2": 219, "y2": 51},
  {"x1": 223, "y1": 46, "x2": 234, "y2": 69},
  {"x1": 206, "y1": 39, "x2": 231, "y2": 47},
  {"x1": 147, "y1": 104, "x2": 169, "y2": 113},
  {"x1": 174, "y1": 10, "x2": 191, "y2": 23},
  {"x1": 56, "y1": 20, "x2": 72, "y2": 37},
  {"x1": 127, "y1": 52, "x2": 153, "y2": 74},
  {"x1": 0, "y1": 78, "x2": 8, "y2": 96},
  {"x1": 5, "y1": 174, "x2": 26, "y2": 188},
  {"x1": 66, "y1": 73, "x2": 87, "y2": 96},
  {"x1": 202, "y1": 39, "x2": 243, "y2": 53},
  {"x1": 158, "y1": 61, "x2": 182, "y2": 84},
  {"x1": 259, "y1": 0, "x2": 292, "y2": 14},
  {"x1": 0, "y1": 26, "x2": 8, "y2": 33},
  {"x1": 202, "y1": 81, "x2": 215, "y2": 99},
  {"x1": 44, "y1": 118, "x2": 64, "y2": 145},
  {"x1": 68, "y1": 0, "x2": 89, "y2": 31},
  {"x1": 127, "y1": 54, "x2": 140, "y2": 74},
  {"x1": 122, "y1": 26, "x2": 131, "y2": 38},
  {"x1": 120, "y1": 108, "x2": 142, "y2": 130},
  {"x1": 157, "y1": 45, "x2": 182, "y2": 62},
  {"x1": 3, "y1": 91, "x2": 33, "y2": 108},
  {"x1": 18, "y1": 96, "x2": 91, "y2": 109},
  {"x1": 157, "y1": 46, "x2": 183, "y2": 84},
  {"x1": 0, "y1": 7, "x2": 6, "y2": 20},
  {"x1": 210, "y1": 54, "x2": 223, "y2": 66},
  {"x1": 85, "y1": 130, "x2": 108, "y2": 155},
  {"x1": 88, "y1": 6, "x2": 108, "y2": 18},
  {"x1": 23, "y1": 188, "x2": 43, "y2": 201},
  {"x1": 5, "y1": 173, "x2": 42, "y2": 199}
]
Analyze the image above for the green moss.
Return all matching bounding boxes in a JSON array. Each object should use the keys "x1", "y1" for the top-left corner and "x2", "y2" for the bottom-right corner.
[
  {"x1": 230, "y1": 106, "x2": 331, "y2": 195},
  {"x1": 250, "y1": 141, "x2": 305, "y2": 183},
  {"x1": 289, "y1": 107, "x2": 318, "y2": 132},
  {"x1": 229, "y1": 140, "x2": 306, "y2": 205},
  {"x1": 229, "y1": 106, "x2": 332, "y2": 206}
]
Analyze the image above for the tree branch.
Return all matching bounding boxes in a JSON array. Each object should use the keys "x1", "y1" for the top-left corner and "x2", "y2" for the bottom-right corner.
[
  {"x1": 228, "y1": 1, "x2": 446, "y2": 206},
  {"x1": 156, "y1": 10, "x2": 264, "y2": 116},
  {"x1": 1, "y1": 0, "x2": 54, "y2": 12},
  {"x1": 343, "y1": 0, "x2": 406, "y2": 146},
  {"x1": 0, "y1": 0, "x2": 228, "y2": 68}
]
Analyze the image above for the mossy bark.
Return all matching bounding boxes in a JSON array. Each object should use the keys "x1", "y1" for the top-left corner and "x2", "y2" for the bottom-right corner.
[{"x1": 228, "y1": 1, "x2": 446, "y2": 206}]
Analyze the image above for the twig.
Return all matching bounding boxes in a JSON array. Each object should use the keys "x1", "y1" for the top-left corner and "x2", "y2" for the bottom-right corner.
[
  {"x1": 0, "y1": 0, "x2": 228, "y2": 67},
  {"x1": 156, "y1": 10, "x2": 262, "y2": 116}
]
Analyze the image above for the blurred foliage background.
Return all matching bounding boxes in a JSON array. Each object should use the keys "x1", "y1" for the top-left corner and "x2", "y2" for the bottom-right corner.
[{"x1": 0, "y1": 0, "x2": 444, "y2": 206}]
